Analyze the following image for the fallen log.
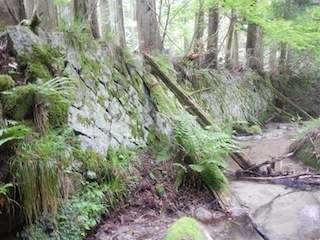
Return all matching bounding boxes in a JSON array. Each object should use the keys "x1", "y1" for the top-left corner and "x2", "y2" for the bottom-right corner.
[
  {"x1": 143, "y1": 53, "x2": 257, "y2": 171},
  {"x1": 257, "y1": 76, "x2": 313, "y2": 119},
  {"x1": 143, "y1": 55, "x2": 271, "y2": 239}
]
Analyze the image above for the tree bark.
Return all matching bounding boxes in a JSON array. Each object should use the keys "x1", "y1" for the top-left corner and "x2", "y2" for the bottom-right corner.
[
  {"x1": 232, "y1": 29, "x2": 239, "y2": 68},
  {"x1": 0, "y1": 0, "x2": 26, "y2": 25},
  {"x1": 192, "y1": 5, "x2": 205, "y2": 66},
  {"x1": 109, "y1": 0, "x2": 126, "y2": 46},
  {"x1": 136, "y1": 0, "x2": 163, "y2": 52},
  {"x1": 225, "y1": 8, "x2": 235, "y2": 70},
  {"x1": 205, "y1": 4, "x2": 219, "y2": 69},
  {"x1": 246, "y1": 21, "x2": 258, "y2": 70},
  {"x1": 38, "y1": 0, "x2": 56, "y2": 29}
]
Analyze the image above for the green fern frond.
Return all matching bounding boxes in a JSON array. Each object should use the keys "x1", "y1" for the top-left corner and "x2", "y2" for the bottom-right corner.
[{"x1": 0, "y1": 125, "x2": 33, "y2": 147}]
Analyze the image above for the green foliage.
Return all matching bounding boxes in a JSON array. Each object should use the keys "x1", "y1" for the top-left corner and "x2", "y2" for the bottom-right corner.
[
  {"x1": 156, "y1": 115, "x2": 236, "y2": 191},
  {"x1": 0, "y1": 182, "x2": 17, "y2": 217},
  {"x1": 0, "y1": 125, "x2": 33, "y2": 147},
  {"x1": 10, "y1": 129, "x2": 72, "y2": 225},
  {"x1": 164, "y1": 217, "x2": 204, "y2": 240},
  {"x1": 173, "y1": 115, "x2": 237, "y2": 170},
  {"x1": 294, "y1": 118, "x2": 320, "y2": 141},
  {"x1": 0, "y1": 74, "x2": 15, "y2": 91},
  {"x1": 57, "y1": 20, "x2": 92, "y2": 48},
  {"x1": 19, "y1": 181, "x2": 107, "y2": 240},
  {"x1": 19, "y1": 145, "x2": 137, "y2": 239},
  {"x1": 2, "y1": 77, "x2": 72, "y2": 129}
]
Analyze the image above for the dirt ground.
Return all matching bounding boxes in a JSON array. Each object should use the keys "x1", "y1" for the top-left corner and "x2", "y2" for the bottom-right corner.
[{"x1": 85, "y1": 151, "x2": 224, "y2": 240}]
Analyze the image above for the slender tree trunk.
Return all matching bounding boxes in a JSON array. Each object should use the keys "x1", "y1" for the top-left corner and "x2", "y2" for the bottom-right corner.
[
  {"x1": 268, "y1": 48, "x2": 277, "y2": 72},
  {"x1": 99, "y1": 0, "x2": 107, "y2": 37},
  {"x1": 225, "y1": 8, "x2": 235, "y2": 70},
  {"x1": 113, "y1": 0, "x2": 126, "y2": 47},
  {"x1": 205, "y1": 4, "x2": 219, "y2": 69},
  {"x1": 0, "y1": 0, "x2": 26, "y2": 24},
  {"x1": 279, "y1": 42, "x2": 287, "y2": 69},
  {"x1": 136, "y1": 0, "x2": 163, "y2": 52},
  {"x1": 246, "y1": 21, "x2": 258, "y2": 70},
  {"x1": 24, "y1": 0, "x2": 36, "y2": 19},
  {"x1": 38, "y1": 0, "x2": 56, "y2": 29},
  {"x1": 73, "y1": 0, "x2": 87, "y2": 23},
  {"x1": 232, "y1": 29, "x2": 239, "y2": 68},
  {"x1": 88, "y1": 0, "x2": 101, "y2": 39},
  {"x1": 254, "y1": 26, "x2": 264, "y2": 71},
  {"x1": 193, "y1": 5, "x2": 205, "y2": 66}
]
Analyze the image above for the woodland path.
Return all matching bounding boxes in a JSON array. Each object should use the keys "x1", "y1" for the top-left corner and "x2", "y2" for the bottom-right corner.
[{"x1": 88, "y1": 122, "x2": 320, "y2": 240}]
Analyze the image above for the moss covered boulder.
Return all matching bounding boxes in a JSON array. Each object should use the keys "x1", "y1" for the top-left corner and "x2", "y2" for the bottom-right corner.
[
  {"x1": 2, "y1": 85, "x2": 36, "y2": 120},
  {"x1": 164, "y1": 217, "x2": 206, "y2": 240},
  {"x1": 0, "y1": 74, "x2": 15, "y2": 91}
]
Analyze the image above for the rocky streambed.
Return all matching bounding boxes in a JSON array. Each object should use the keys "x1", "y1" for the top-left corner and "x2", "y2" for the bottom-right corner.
[{"x1": 88, "y1": 122, "x2": 320, "y2": 240}]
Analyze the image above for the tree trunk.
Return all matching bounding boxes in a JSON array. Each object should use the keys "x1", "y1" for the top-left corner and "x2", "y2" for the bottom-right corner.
[
  {"x1": 73, "y1": 0, "x2": 87, "y2": 23},
  {"x1": 143, "y1": 53, "x2": 261, "y2": 219},
  {"x1": 205, "y1": 4, "x2": 219, "y2": 69},
  {"x1": 193, "y1": 6, "x2": 205, "y2": 66},
  {"x1": 232, "y1": 29, "x2": 239, "y2": 68},
  {"x1": 136, "y1": 0, "x2": 163, "y2": 53},
  {"x1": 38, "y1": 0, "x2": 56, "y2": 29},
  {"x1": 268, "y1": 48, "x2": 277, "y2": 72},
  {"x1": 246, "y1": 21, "x2": 258, "y2": 70},
  {"x1": 279, "y1": 42, "x2": 287, "y2": 70},
  {"x1": 109, "y1": 0, "x2": 126, "y2": 46},
  {"x1": 0, "y1": 0, "x2": 26, "y2": 25},
  {"x1": 225, "y1": 8, "x2": 235, "y2": 70},
  {"x1": 88, "y1": 0, "x2": 101, "y2": 39}
]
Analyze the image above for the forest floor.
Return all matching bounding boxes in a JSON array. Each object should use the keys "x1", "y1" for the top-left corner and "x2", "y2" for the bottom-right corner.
[
  {"x1": 86, "y1": 151, "x2": 224, "y2": 240},
  {"x1": 86, "y1": 122, "x2": 320, "y2": 240}
]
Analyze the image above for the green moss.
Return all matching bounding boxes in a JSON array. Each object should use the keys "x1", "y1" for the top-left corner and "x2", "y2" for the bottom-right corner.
[
  {"x1": 164, "y1": 217, "x2": 205, "y2": 240},
  {"x1": 76, "y1": 114, "x2": 92, "y2": 126},
  {"x1": 21, "y1": 44, "x2": 62, "y2": 83},
  {"x1": 0, "y1": 74, "x2": 15, "y2": 91},
  {"x1": 107, "y1": 146, "x2": 119, "y2": 163},
  {"x1": 147, "y1": 132, "x2": 156, "y2": 145},
  {"x1": 25, "y1": 62, "x2": 52, "y2": 82},
  {"x1": 73, "y1": 149, "x2": 108, "y2": 177},
  {"x1": 2, "y1": 85, "x2": 36, "y2": 120},
  {"x1": 98, "y1": 96, "x2": 105, "y2": 107},
  {"x1": 233, "y1": 123, "x2": 262, "y2": 135},
  {"x1": 296, "y1": 140, "x2": 320, "y2": 169},
  {"x1": 47, "y1": 95, "x2": 70, "y2": 129}
]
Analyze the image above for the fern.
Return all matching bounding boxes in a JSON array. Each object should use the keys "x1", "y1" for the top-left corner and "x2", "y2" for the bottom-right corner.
[
  {"x1": 0, "y1": 125, "x2": 33, "y2": 147},
  {"x1": 173, "y1": 115, "x2": 237, "y2": 171},
  {"x1": 169, "y1": 115, "x2": 235, "y2": 191}
]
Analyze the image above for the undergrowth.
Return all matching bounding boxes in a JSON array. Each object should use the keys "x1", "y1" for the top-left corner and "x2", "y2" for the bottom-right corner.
[
  {"x1": 17, "y1": 142, "x2": 137, "y2": 240},
  {"x1": 157, "y1": 115, "x2": 238, "y2": 190}
]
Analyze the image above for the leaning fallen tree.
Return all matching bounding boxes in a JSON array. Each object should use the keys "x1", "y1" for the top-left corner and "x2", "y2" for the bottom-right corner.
[
  {"x1": 142, "y1": 54, "x2": 270, "y2": 240},
  {"x1": 144, "y1": 53, "x2": 258, "y2": 171}
]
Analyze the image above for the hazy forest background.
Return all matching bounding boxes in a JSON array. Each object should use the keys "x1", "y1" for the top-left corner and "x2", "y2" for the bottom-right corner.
[{"x1": 1, "y1": 0, "x2": 320, "y2": 72}]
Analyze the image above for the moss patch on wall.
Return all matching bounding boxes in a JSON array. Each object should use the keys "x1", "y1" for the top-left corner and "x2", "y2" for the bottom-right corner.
[{"x1": 20, "y1": 44, "x2": 63, "y2": 83}]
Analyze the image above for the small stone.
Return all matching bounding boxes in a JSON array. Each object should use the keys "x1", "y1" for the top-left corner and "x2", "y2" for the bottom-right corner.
[
  {"x1": 194, "y1": 207, "x2": 213, "y2": 222},
  {"x1": 86, "y1": 170, "x2": 97, "y2": 180}
]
